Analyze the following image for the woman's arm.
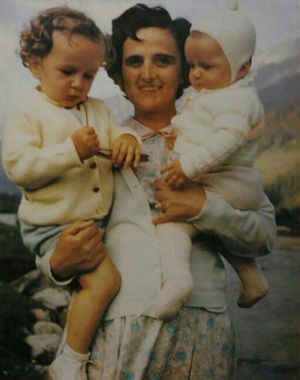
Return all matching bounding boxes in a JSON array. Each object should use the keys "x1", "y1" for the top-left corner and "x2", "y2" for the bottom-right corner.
[{"x1": 153, "y1": 179, "x2": 276, "y2": 257}]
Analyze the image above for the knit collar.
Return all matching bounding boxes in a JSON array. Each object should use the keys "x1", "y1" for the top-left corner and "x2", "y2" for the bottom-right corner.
[
  {"x1": 34, "y1": 86, "x2": 86, "y2": 110},
  {"x1": 188, "y1": 73, "x2": 254, "y2": 100}
]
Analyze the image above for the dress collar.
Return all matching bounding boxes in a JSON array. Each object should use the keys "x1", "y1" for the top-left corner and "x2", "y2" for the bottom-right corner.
[
  {"x1": 125, "y1": 117, "x2": 174, "y2": 148},
  {"x1": 125, "y1": 117, "x2": 172, "y2": 136}
]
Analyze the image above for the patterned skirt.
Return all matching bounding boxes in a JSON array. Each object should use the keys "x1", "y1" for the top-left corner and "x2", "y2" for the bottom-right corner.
[{"x1": 87, "y1": 307, "x2": 235, "y2": 380}]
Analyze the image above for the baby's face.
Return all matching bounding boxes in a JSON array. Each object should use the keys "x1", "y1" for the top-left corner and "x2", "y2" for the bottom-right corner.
[
  {"x1": 30, "y1": 31, "x2": 106, "y2": 108},
  {"x1": 185, "y1": 32, "x2": 231, "y2": 91}
]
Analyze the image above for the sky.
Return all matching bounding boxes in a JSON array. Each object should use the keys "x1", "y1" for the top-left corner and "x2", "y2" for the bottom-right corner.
[{"x1": 0, "y1": 0, "x2": 300, "y2": 128}]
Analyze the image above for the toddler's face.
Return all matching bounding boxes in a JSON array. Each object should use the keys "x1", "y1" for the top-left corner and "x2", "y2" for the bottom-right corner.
[
  {"x1": 185, "y1": 32, "x2": 231, "y2": 91},
  {"x1": 30, "y1": 31, "x2": 105, "y2": 108}
]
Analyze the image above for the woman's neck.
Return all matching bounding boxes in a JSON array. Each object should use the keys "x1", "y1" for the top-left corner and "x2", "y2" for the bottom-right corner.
[{"x1": 134, "y1": 106, "x2": 176, "y2": 131}]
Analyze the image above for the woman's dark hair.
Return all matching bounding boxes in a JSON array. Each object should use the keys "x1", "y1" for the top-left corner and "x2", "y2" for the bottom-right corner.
[
  {"x1": 107, "y1": 3, "x2": 191, "y2": 99},
  {"x1": 19, "y1": 6, "x2": 107, "y2": 68}
]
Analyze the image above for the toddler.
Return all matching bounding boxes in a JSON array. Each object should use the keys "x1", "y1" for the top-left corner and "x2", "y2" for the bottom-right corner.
[
  {"x1": 2, "y1": 7, "x2": 141, "y2": 380},
  {"x1": 144, "y1": 1, "x2": 269, "y2": 319}
]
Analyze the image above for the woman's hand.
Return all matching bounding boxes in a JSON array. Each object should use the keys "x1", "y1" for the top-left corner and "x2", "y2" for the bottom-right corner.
[
  {"x1": 49, "y1": 220, "x2": 106, "y2": 280},
  {"x1": 111, "y1": 134, "x2": 141, "y2": 168},
  {"x1": 152, "y1": 178, "x2": 207, "y2": 224}
]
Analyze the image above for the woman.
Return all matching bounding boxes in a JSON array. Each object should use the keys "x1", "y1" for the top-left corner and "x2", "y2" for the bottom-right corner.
[{"x1": 38, "y1": 4, "x2": 276, "y2": 379}]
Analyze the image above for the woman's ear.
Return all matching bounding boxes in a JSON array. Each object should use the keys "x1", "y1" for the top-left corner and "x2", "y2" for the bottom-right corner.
[
  {"x1": 236, "y1": 59, "x2": 251, "y2": 81},
  {"x1": 28, "y1": 56, "x2": 42, "y2": 79}
]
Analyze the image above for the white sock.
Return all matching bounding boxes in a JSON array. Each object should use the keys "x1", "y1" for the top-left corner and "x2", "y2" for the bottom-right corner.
[{"x1": 62, "y1": 344, "x2": 90, "y2": 362}]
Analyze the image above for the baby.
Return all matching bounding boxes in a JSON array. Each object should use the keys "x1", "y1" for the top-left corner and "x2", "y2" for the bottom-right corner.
[
  {"x1": 2, "y1": 7, "x2": 141, "y2": 380},
  {"x1": 146, "y1": 1, "x2": 269, "y2": 319}
]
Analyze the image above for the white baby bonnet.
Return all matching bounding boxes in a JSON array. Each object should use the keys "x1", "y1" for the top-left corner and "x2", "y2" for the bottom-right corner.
[{"x1": 191, "y1": 0, "x2": 256, "y2": 82}]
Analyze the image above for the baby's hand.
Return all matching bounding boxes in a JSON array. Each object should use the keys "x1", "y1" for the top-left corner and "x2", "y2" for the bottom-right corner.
[
  {"x1": 160, "y1": 159, "x2": 189, "y2": 188},
  {"x1": 72, "y1": 126, "x2": 100, "y2": 160},
  {"x1": 111, "y1": 134, "x2": 141, "y2": 168}
]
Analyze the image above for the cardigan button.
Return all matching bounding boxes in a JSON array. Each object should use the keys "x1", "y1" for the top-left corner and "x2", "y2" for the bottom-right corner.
[
  {"x1": 93, "y1": 187, "x2": 100, "y2": 193},
  {"x1": 90, "y1": 162, "x2": 97, "y2": 169}
]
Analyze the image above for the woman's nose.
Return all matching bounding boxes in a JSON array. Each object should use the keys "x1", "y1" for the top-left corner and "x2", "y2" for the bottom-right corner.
[{"x1": 141, "y1": 62, "x2": 155, "y2": 81}]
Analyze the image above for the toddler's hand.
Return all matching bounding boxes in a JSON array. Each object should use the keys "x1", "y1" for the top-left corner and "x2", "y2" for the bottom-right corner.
[
  {"x1": 72, "y1": 126, "x2": 100, "y2": 160},
  {"x1": 160, "y1": 159, "x2": 189, "y2": 188},
  {"x1": 111, "y1": 134, "x2": 141, "y2": 169}
]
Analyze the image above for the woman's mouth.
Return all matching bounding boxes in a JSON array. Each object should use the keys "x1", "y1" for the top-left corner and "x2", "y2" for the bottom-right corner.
[{"x1": 139, "y1": 87, "x2": 161, "y2": 93}]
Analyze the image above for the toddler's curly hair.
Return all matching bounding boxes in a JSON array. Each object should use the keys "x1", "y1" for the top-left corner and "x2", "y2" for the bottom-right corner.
[{"x1": 19, "y1": 6, "x2": 107, "y2": 68}]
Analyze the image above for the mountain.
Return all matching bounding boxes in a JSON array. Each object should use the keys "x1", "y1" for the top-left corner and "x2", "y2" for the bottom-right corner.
[
  {"x1": 251, "y1": 39, "x2": 300, "y2": 226},
  {"x1": 254, "y1": 38, "x2": 300, "y2": 71}
]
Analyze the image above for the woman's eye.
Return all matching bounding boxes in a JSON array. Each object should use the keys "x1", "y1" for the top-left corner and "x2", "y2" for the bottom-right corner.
[
  {"x1": 125, "y1": 56, "x2": 143, "y2": 67},
  {"x1": 156, "y1": 55, "x2": 175, "y2": 67}
]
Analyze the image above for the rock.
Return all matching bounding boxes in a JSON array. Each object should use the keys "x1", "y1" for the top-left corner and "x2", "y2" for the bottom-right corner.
[
  {"x1": 11, "y1": 269, "x2": 55, "y2": 296},
  {"x1": 33, "y1": 321, "x2": 63, "y2": 336},
  {"x1": 31, "y1": 308, "x2": 52, "y2": 322},
  {"x1": 32, "y1": 288, "x2": 71, "y2": 310},
  {"x1": 58, "y1": 306, "x2": 68, "y2": 328},
  {"x1": 25, "y1": 333, "x2": 61, "y2": 359},
  {"x1": 11, "y1": 269, "x2": 42, "y2": 293}
]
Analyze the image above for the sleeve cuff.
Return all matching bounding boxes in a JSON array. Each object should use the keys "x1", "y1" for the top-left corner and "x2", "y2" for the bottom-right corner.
[
  {"x1": 179, "y1": 156, "x2": 196, "y2": 180},
  {"x1": 189, "y1": 191, "x2": 232, "y2": 231},
  {"x1": 63, "y1": 137, "x2": 84, "y2": 167},
  {"x1": 35, "y1": 249, "x2": 75, "y2": 286}
]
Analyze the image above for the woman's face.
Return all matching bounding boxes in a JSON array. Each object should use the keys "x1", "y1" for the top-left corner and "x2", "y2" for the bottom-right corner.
[{"x1": 122, "y1": 27, "x2": 182, "y2": 121}]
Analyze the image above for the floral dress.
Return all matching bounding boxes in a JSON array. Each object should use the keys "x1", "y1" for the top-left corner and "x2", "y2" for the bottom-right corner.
[
  {"x1": 87, "y1": 118, "x2": 235, "y2": 380},
  {"x1": 88, "y1": 308, "x2": 234, "y2": 380}
]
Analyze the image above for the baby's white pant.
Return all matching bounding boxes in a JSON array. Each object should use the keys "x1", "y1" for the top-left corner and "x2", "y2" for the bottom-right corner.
[
  {"x1": 195, "y1": 165, "x2": 263, "y2": 211},
  {"x1": 144, "y1": 221, "x2": 196, "y2": 319}
]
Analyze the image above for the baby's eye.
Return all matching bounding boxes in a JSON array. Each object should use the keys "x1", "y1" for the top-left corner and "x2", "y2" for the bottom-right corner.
[
  {"x1": 155, "y1": 54, "x2": 175, "y2": 67},
  {"x1": 201, "y1": 63, "x2": 213, "y2": 70}
]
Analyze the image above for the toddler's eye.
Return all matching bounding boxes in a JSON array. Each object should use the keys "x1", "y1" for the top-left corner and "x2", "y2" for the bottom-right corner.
[
  {"x1": 60, "y1": 69, "x2": 74, "y2": 76},
  {"x1": 84, "y1": 73, "x2": 94, "y2": 80}
]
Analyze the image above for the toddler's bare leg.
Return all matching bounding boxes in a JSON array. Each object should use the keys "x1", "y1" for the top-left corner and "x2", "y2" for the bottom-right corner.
[
  {"x1": 144, "y1": 222, "x2": 194, "y2": 320},
  {"x1": 46, "y1": 256, "x2": 120, "y2": 380},
  {"x1": 67, "y1": 255, "x2": 121, "y2": 354},
  {"x1": 223, "y1": 251, "x2": 269, "y2": 308}
]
